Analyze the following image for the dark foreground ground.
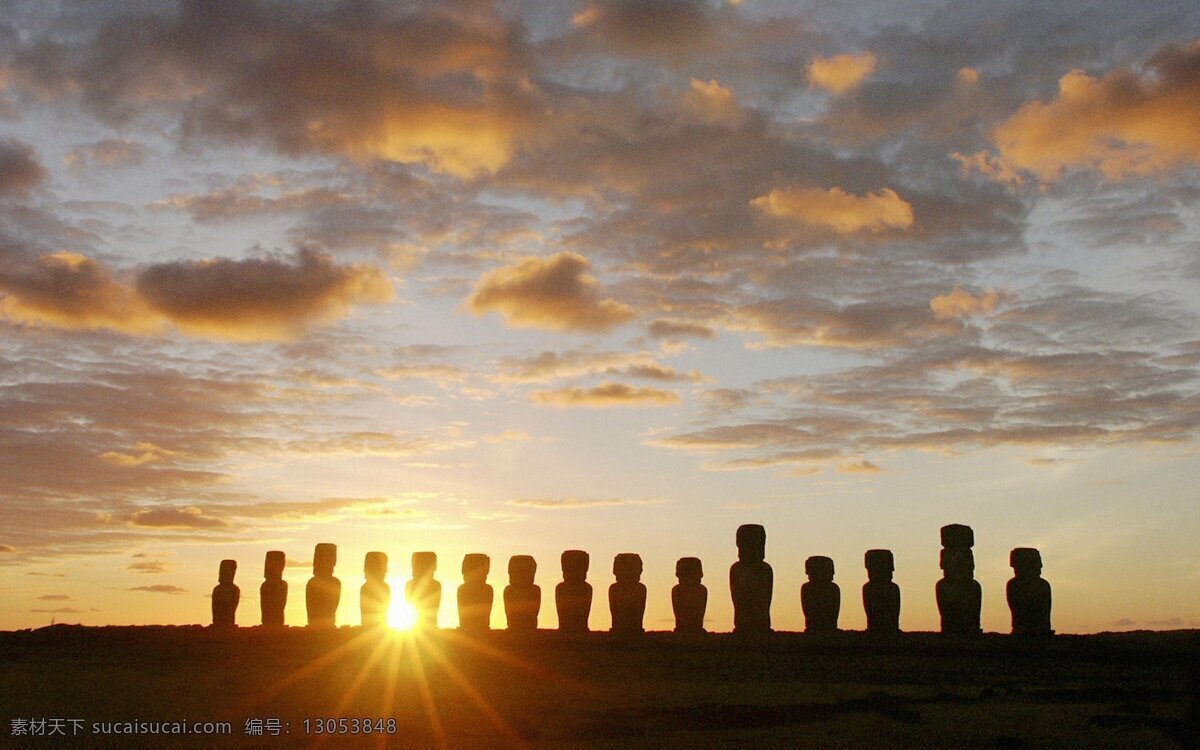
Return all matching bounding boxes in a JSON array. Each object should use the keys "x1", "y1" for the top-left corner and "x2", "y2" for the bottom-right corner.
[{"x1": 1, "y1": 626, "x2": 1198, "y2": 749}]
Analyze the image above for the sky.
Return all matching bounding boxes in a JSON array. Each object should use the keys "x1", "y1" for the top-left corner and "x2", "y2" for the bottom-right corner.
[{"x1": 0, "y1": 0, "x2": 1198, "y2": 634}]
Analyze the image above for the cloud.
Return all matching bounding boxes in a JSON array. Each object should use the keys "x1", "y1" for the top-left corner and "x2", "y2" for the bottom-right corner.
[
  {"x1": 63, "y1": 139, "x2": 148, "y2": 172},
  {"x1": 37, "y1": 594, "x2": 72, "y2": 601},
  {"x1": 568, "y1": 0, "x2": 716, "y2": 57},
  {"x1": 808, "y1": 52, "x2": 877, "y2": 94},
  {"x1": 930, "y1": 287, "x2": 1004, "y2": 320},
  {"x1": 0, "y1": 248, "x2": 392, "y2": 340},
  {"x1": 507, "y1": 497, "x2": 667, "y2": 509},
  {"x1": 127, "y1": 560, "x2": 170, "y2": 574},
  {"x1": 0, "y1": 251, "x2": 161, "y2": 334},
  {"x1": 529, "y1": 381, "x2": 681, "y2": 408},
  {"x1": 128, "y1": 585, "x2": 186, "y2": 594},
  {"x1": 129, "y1": 506, "x2": 227, "y2": 529},
  {"x1": 731, "y1": 298, "x2": 962, "y2": 349},
  {"x1": 135, "y1": 248, "x2": 393, "y2": 341},
  {"x1": 751, "y1": 187, "x2": 913, "y2": 234},
  {"x1": 838, "y1": 460, "x2": 882, "y2": 473},
  {"x1": 646, "y1": 319, "x2": 716, "y2": 340},
  {"x1": 483, "y1": 430, "x2": 531, "y2": 444},
  {"x1": 10, "y1": 2, "x2": 538, "y2": 178},
  {"x1": 0, "y1": 140, "x2": 48, "y2": 197},
  {"x1": 465, "y1": 252, "x2": 634, "y2": 333},
  {"x1": 990, "y1": 39, "x2": 1200, "y2": 181},
  {"x1": 0, "y1": 544, "x2": 15, "y2": 553},
  {"x1": 30, "y1": 607, "x2": 84, "y2": 614},
  {"x1": 681, "y1": 78, "x2": 744, "y2": 128}
]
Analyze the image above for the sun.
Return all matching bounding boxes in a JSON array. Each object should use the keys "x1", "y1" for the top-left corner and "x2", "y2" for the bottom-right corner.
[{"x1": 387, "y1": 598, "x2": 418, "y2": 631}]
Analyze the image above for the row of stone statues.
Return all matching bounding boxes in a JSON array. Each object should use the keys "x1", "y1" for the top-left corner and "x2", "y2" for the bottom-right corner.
[{"x1": 211, "y1": 524, "x2": 1052, "y2": 636}]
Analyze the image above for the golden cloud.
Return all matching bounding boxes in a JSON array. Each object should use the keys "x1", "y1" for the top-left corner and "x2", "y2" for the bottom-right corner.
[
  {"x1": 991, "y1": 40, "x2": 1200, "y2": 181},
  {"x1": 465, "y1": 252, "x2": 634, "y2": 332},
  {"x1": 135, "y1": 249, "x2": 393, "y2": 341},
  {"x1": 682, "y1": 78, "x2": 743, "y2": 128},
  {"x1": 751, "y1": 187, "x2": 913, "y2": 234},
  {"x1": 838, "y1": 459, "x2": 882, "y2": 474},
  {"x1": 0, "y1": 251, "x2": 161, "y2": 334},
  {"x1": 930, "y1": 286, "x2": 1003, "y2": 320},
  {"x1": 807, "y1": 52, "x2": 877, "y2": 94},
  {"x1": 0, "y1": 249, "x2": 391, "y2": 341},
  {"x1": 529, "y1": 381, "x2": 680, "y2": 407}
]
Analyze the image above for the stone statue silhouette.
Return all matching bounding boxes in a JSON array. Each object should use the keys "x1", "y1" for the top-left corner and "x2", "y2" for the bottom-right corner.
[
  {"x1": 672, "y1": 557, "x2": 706, "y2": 634},
  {"x1": 360, "y1": 551, "x2": 390, "y2": 629},
  {"x1": 608, "y1": 553, "x2": 646, "y2": 635},
  {"x1": 458, "y1": 553, "x2": 493, "y2": 634},
  {"x1": 937, "y1": 524, "x2": 981, "y2": 635},
  {"x1": 730, "y1": 524, "x2": 772, "y2": 636},
  {"x1": 405, "y1": 551, "x2": 441, "y2": 629},
  {"x1": 556, "y1": 550, "x2": 592, "y2": 633},
  {"x1": 801, "y1": 555, "x2": 840, "y2": 633},
  {"x1": 211, "y1": 559, "x2": 239, "y2": 628},
  {"x1": 862, "y1": 549, "x2": 900, "y2": 633},
  {"x1": 504, "y1": 555, "x2": 540, "y2": 632},
  {"x1": 260, "y1": 550, "x2": 287, "y2": 627},
  {"x1": 306, "y1": 543, "x2": 341, "y2": 628},
  {"x1": 1007, "y1": 547, "x2": 1053, "y2": 637}
]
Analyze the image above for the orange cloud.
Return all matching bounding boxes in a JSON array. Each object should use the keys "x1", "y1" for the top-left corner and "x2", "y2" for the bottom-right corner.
[
  {"x1": 682, "y1": 78, "x2": 743, "y2": 128},
  {"x1": 930, "y1": 286, "x2": 1003, "y2": 320},
  {"x1": 0, "y1": 249, "x2": 391, "y2": 340},
  {"x1": 465, "y1": 252, "x2": 634, "y2": 332},
  {"x1": 991, "y1": 40, "x2": 1200, "y2": 181},
  {"x1": 838, "y1": 460, "x2": 882, "y2": 473},
  {"x1": 807, "y1": 52, "x2": 877, "y2": 94},
  {"x1": 0, "y1": 139, "x2": 47, "y2": 196},
  {"x1": 135, "y1": 249, "x2": 393, "y2": 341},
  {"x1": 0, "y1": 251, "x2": 160, "y2": 334},
  {"x1": 129, "y1": 506, "x2": 227, "y2": 529},
  {"x1": 751, "y1": 187, "x2": 913, "y2": 234},
  {"x1": 529, "y1": 381, "x2": 680, "y2": 407}
]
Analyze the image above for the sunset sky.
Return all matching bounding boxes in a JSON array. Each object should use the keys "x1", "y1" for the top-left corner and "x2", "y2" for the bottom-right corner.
[{"x1": 1, "y1": 0, "x2": 1198, "y2": 634}]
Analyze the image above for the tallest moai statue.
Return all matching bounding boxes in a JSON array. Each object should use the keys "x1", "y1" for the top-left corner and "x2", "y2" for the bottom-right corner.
[
  {"x1": 936, "y1": 524, "x2": 981, "y2": 635},
  {"x1": 730, "y1": 524, "x2": 773, "y2": 636},
  {"x1": 306, "y1": 543, "x2": 341, "y2": 628},
  {"x1": 260, "y1": 550, "x2": 287, "y2": 626}
]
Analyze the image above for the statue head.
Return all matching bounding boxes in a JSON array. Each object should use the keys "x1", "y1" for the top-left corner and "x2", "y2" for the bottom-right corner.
[
  {"x1": 940, "y1": 547, "x2": 974, "y2": 581},
  {"x1": 508, "y1": 555, "x2": 537, "y2": 586},
  {"x1": 411, "y1": 551, "x2": 437, "y2": 580},
  {"x1": 675, "y1": 556, "x2": 703, "y2": 583},
  {"x1": 735, "y1": 524, "x2": 766, "y2": 562},
  {"x1": 864, "y1": 549, "x2": 894, "y2": 581},
  {"x1": 462, "y1": 553, "x2": 490, "y2": 584},
  {"x1": 364, "y1": 551, "x2": 388, "y2": 581},
  {"x1": 218, "y1": 559, "x2": 237, "y2": 585},
  {"x1": 561, "y1": 549, "x2": 589, "y2": 582},
  {"x1": 1009, "y1": 547, "x2": 1042, "y2": 578},
  {"x1": 313, "y1": 543, "x2": 337, "y2": 577},
  {"x1": 612, "y1": 553, "x2": 643, "y2": 584},
  {"x1": 264, "y1": 550, "x2": 285, "y2": 580},
  {"x1": 805, "y1": 555, "x2": 834, "y2": 583}
]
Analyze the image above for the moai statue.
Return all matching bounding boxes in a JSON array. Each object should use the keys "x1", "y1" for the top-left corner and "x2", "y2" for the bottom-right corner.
[
  {"x1": 729, "y1": 524, "x2": 773, "y2": 636},
  {"x1": 211, "y1": 559, "x2": 240, "y2": 628},
  {"x1": 1007, "y1": 547, "x2": 1053, "y2": 637},
  {"x1": 672, "y1": 557, "x2": 707, "y2": 634},
  {"x1": 406, "y1": 552, "x2": 441, "y2": 629},
  {"x1": 936, "y1": 524, "x2": 981, "y2": 635},
  {"x1": 801, "y1": 556, "x2": 840, "y2": 633},
  {"x1": 360, "y1": 551, "x2": 390, "y2": 629},
  {"x1": 504, "y1": 555, "x2": 540, "y2": 632},
  {"x1": 306, "y1": 543, "x2": 341, "y2": 628},
  {"x1": 556, "y1": 550, "x2": 592, "y2": 634},
  {"x1": 457, "y1": 553, "x2": 493, "y2": 634},
  {"x1": 608, "y1": 553, "x2": 647, "y2": 635},
  {"x1": 862, "y1": 549, "x2": 900, "y2": 634},
  {"x1": 260, "y1": 550, "x2": 287, "y2": 627}
]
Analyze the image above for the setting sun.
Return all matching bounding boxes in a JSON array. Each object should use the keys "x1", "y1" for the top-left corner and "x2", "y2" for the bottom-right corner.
[{"x1": 388, "y1": 598, "x2": 419, "y2": 631}]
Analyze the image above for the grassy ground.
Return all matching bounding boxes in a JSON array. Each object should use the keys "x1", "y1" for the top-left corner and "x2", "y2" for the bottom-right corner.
[{"x1": 1, "y1": 626, "x2": 1197, "y2": 748}]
